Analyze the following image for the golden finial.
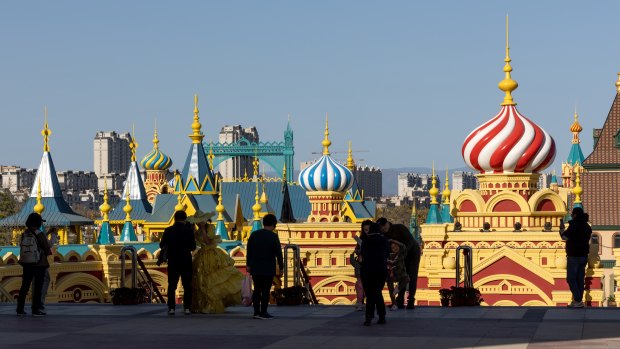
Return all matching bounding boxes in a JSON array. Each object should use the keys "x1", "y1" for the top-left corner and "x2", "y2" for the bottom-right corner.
[
  {"x1": 189, "y1": 94, "x2": 204, "y2": 144},
  {"x1": 570, "y1": 107, "x2": 583, "y2": 145},
  {"x1": 41, "y1": 106, "x2": 52, "y2": 152},
  {"x1": 208, "y1": 140, "x2": 214, "y2": 169},
  {"x1": 322, "y1": 113, "x2": 332, "y2": 156},
  {"x1": 216, "y1": 178, "x2": 225, "y2": 220},
  {"x1": 129, "y1": 124, "x2": 138, "y2": 162},
  {"x1": 411, "y1": 201, "x2": 417, "y2": 216},
  {"x1": 252, "y1": 180, "x2": 261, "y2": 219},
  {"x1": 282, "y1": 163, "x2": 287, "y2": 183},
  {"x1": 615, "y1": 73, "x2": 620, "y2": 93},
  {"x1": 260, "y1": 181, "x2": 268, "y2": 204},
  {"x1": 253, "y1": 154, "x2": 259, "y2": 178},
  {"x1": 346, "y1": 141, "x2": 355, "y2": 171},
  {"x1": 442, "y1": 167, "x2": 451, "y2": 203},
  {"x1": 123, "y1": 188, "x2": 133, "y2": 221},
  {"x1": 243, "y1": 168, "x2": 249, "y2": 182},
  {"x1": 498, "y1": 15, "x2": 518, "y2": 106},
  {"x1": 174, "y1": 193, "x2": 185, "y2": 212},
  {"x1": 99, "y1": 178, "x2": 111, "y2": 221},
  {"x1": 573, "y1": 169, "x2": 583, "y2": 203},
  {"x1": 152, "y1": 122, "x2": 160, "y2": 149},
  {"x1": 429, "y1": 162, "x2": 439, "y2": 204},
  {"x1": 34, "y1": 179, "x2": 45, "y2": 214}
]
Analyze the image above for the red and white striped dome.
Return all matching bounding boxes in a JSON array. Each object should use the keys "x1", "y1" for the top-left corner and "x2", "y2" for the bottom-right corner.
[{"x1": 461, "y1": 105, "x2": 556, "y2": 174}]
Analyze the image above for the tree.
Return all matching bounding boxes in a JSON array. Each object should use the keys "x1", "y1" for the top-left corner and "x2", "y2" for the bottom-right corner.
[{"x1": 376, "y1": 205, "x2": 429, "y2": 226}]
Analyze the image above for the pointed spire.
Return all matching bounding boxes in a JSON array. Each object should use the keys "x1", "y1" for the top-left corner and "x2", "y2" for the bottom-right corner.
[
  {"x1": 260, "y1": 181, "x2": 268, "y2": 204},
  {"x1": 615, "y1": 72, "x2": 620, "y2": 93},
  {"x1": 41, "y1": 106, "x2": 51, "y2": 152},
  {"x1": 322, "y1": 113, "x2": 332, "y2": 155},
  {"x1": 123, "y1": 188, "x2": 133, "y2": 222},
  {"x1": 33, "y1": 179, "x2": 45, "y2": 214},
  {"x1": 346, "y1": 141, "x2": 355, "y2": 171},
  {"x1": 253, "y1": 154, "x2": 259, "y2": 178},
  {"x1": 174, "y1": 193, "x2": 185, "y2": 212},
  {"x1": 573, "y1": 170, "x2": 583, "y2": 204},
  {"x1": 442, "y1": 167, "x2": 451, "y2": 204},
  {"x1": 429, "y1": 162, "x2": 439, "y2": 204},
  {"x1": 99, "y1": 178, "x2": 111, "y2": 221},
  {"x1": 498, "y1": 15, "x2": 518, "y2": 106},
  {"x1": 189, "y1": 94, "x2": 204, "y2": 144},
  {"x1": 252, "y1": 180, "x2": 262, "y2": 220},
  {"x1": 208, "y1": 140, "x2": 214, "y2": 170},
  {"x1": 570, "y1": 107, "x2": 583, "y2": 144},
  {"x1": 129, "y1": 124, "x2": 138, "y2": 162},
  {"x1": 282, "y1": 163, "x2": 287, "y2": 183},
  {"x1": 152, "y1": 122, "x2": 160, "y2": 149},
  {"x1": 216, "y1": 178, "x2": 225, "y2": 221}
]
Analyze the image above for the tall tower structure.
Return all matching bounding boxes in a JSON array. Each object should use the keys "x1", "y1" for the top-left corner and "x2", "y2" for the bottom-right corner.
[
  {"x1": 561, "y1": 110, "x2": 585, "y2": 188},
  {"x1": 141, "y1": 126, "x2": 173, "y2": 203},
  {"x1": 218, "y1": 125, "x2": 259, "y2": 180},
  {"x1": 93, "y1": 131, "x2": 132, "y2": 177}
]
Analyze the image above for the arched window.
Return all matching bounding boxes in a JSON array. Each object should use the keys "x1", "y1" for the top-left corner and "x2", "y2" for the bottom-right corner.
[
  {"x1": 614, "y1": 234, "x2": 620, "y2": 248},
  {"x1": 591, "y1": 234, "x2": 601, "y2": 254}
]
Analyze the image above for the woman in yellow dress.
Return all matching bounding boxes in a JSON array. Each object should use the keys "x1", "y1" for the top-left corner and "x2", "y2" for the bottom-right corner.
[{"x1": 188, "y1": 211, "x2": 243, "y2": 313}]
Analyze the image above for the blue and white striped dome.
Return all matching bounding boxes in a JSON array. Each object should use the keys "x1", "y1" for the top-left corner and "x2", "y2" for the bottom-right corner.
[{"x1": 298, "y1": 155, "x2": 354, "y2": 192}]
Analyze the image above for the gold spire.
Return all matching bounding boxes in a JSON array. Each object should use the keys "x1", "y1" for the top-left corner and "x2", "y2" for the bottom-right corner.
[
  {"x1": 322, "y1": 113, "x2": 332, "y2": 156},
  {"x1": 41, "y1": 106, "x2": 52, "y2": 152},
  {"x1": 189, "y1": 94, "x2": 204, "y2": 144},
  {"x1": 429, "y1": 162, "x2": 439, "y2": 204},
  {"x1": 174, "y1": 193, "x2": 185, "y2": 212},
  {"x1": 129, "y1": 124, "x2": 138, "y2": 162},
  {"x1": 152, "y1": 123, "x2": 160, "y2": 149},
  {"x1": 346, "y1": 141, "x2": 355, "y2": 171},
  {"x1": 253, "y1": 154, "x2": 259, "y2": 178},
  {"x1": 243, "y1": 168, "x2": 249, "y2": 182},
  {"x1": 216, "y1": 178, "x2": 225, "y2": 221},
  {"x1": 252, "y1": 180, "x2": 261, "y2": 219},
  {"x1": 123, "y1": 188, "x2": 133, "y2": 222},
  {"x1": 208, "y1": 141, "x2": 214, "y2": 169},
  {"x1": 442, "y1": 168, "x2": 451, "y2": 203},
  {"x1": 33, "y1": 179, "x2": 45, "y2": 214},
  {"x1": 573, "y1": 170, "x2": 583, "y2": 203},
  {"x1": 260, "y1": 181, "x2": 268, "y2": 204},
  {"x1": 570, "y1": 108, "x2": 583, "y2": 145},
  {"x1": 411, "y1": 201, "x2": 417, "y2": 217},
  {"x1": 615, "y1": 73, "x2": 620, "y2": 93},
  {"x1": 282, "y1": 163, "x2": 287, "y2": 183},
  {"x1": 99, "y1": 178, "x2": 111, "y2": 221},
  {"x1": 498, "y1": 15, "x2": 518, "y2": 106}
]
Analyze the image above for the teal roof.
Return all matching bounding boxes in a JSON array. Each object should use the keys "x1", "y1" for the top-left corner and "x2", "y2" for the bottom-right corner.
[
  {"x1": 348, "y1": 201, "x2": 376, "y2": 219},
  {"x1": 0, "y1": 197, "x2": 93, "y2": 227},
  {"x1": 120, "y1": 221, "x2": 138, "y2": 242},
  {"x1": 108, "y1": 199, "x2": 153, "y2": 221},
  {"x1": 567, "y1": 143, "x2": 585, "y2": 166},
  {"x1": 222, "y1": 182, "x2": 310, "y2": 222},
  {"x1": 179, "y1": 142, "x2": 217, "y2": 193},
  {"x1": 426, "y1": 203, "x2": 442, "y2": 224},
  {"x1": 440, "y1": 203, "x2": 453, "y2": 223},
  {"x1": 215, "y1": 220, "x2": 229, "y2": 239},
  {"x1": 96, "y1": 221, "x2": 115, "y2": 244}
]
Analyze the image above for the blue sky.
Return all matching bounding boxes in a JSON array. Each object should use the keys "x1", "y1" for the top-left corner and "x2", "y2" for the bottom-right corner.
[{"x1": 1, "y1": 1, "x2": 619, "y2": 174}]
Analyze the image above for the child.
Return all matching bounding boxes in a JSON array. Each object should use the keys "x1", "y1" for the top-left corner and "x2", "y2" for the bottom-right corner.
[
  {"x1": 350, "y1": 239, "x2": 364, "y2": 311},
  {"x1": 387, "y1": 240, "x2": 408, "y2": 310}
]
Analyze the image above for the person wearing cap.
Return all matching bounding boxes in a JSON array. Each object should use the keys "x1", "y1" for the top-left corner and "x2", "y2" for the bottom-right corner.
[{"x1": 16, "y1": 213, "x2": 52, "y2": 317}]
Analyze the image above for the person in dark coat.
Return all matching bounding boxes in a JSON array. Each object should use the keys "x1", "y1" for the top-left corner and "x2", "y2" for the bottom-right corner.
[
  {"x1": 560, "y1": 206, "x2": 592, "y2": 308},
  {"x1": 160, "y1": 211, "x2": 197, "y2": 315},
  {"x1": 361, "y1": 223, "x2": 389, "y2": 326},
  {"x1": 16, "y1": 212, "x2": 52, "y2": 317},
  {"x1": 246, "y1": 214, "x2": 284, "y2": 319},
  {"x1": 377, "y1": 217, "x2": 421, "y2": 309}
]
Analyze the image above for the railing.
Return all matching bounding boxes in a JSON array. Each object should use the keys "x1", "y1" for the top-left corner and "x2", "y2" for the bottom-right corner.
[
  {"x1": 456, "y1": 246, "x2": 473, "y2": 288},
  {"x1": 284, "y1": 244, "x2": 318, "y2": 304},
  {"x1": 120, "y1": 246, "x2": 164, "y2": 304}
]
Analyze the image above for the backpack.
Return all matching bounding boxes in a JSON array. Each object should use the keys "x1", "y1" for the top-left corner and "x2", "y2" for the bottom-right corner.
[{"x1": 19, "y1": 230, "x2": 41, "y2": 265}]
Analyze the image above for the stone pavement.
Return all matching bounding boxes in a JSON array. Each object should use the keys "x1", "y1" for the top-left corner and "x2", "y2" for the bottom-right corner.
[{"x1": 1, "y1": 304, "x2": 620, "y2": 349}]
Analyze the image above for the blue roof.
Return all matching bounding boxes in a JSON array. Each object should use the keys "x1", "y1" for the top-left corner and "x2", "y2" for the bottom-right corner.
[
  {"x1": 348, "y1": 201, "x2": 376, "y2": 219},
  {"x1": 567, "y1": 143, "x2": 585, "y2": 166},
  {"x1": 441, "y1": 203, "x2": 453, "y2": 223},
  {"x1": 108, "y1": 199, "x2": 153, "y2": 222},
  {"x1": 0, "y1": 197, "x2": 93, "y2": 227},
  {"x1": 180, "y1": 142, "x2": 217, "y2": 193},
  {"x1": 426, "y1": 203, "x2": 442, "y2": 224},
  {"x1": 222, "y1": 182, "x2": 310, "y2": 222}
]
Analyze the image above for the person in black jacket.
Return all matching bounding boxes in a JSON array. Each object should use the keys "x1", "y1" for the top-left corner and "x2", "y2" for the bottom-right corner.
[
  {"x1": 361, "y1": 223, "x2": 389, "y2": 326},
  {"x1": 561, "y1": 207, "x2": 592, "y2": 308},
  {"x1": 16, "y1": 213, "x2": 52, "y2": 317},
  {"x1": 160, "y1": 211, "x2": 197, "y2": 315},
  {"x1": 246, "y1": 214, "x2": 284, "y2": 320},
  {"x1": 377, "y1": 217, "x2": 420, "y2": 309}
]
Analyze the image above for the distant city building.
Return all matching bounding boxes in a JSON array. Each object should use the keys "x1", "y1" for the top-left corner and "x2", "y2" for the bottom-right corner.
[
  {"x1": 537, "y1": 172, "x2": 553, "y2": 190},
  {"x1": 397, "y1": 173, "x2": 440, "y2": 208},
  {"x1": 452, "y1": 171, "x2": 478, "y2": 191},
  {"x1": 299, "y1": 161, "x2": 314, "y2": 172},
  {"x1": 0, "y1": 166, "x2": 36, "y2": 194},
  {"x1": 93, "y1": 131, "x2": 132, "y2": 177},
  {"x1": 218, "y1": 125, "x2": 259, "y2": 180},
  {"x1": 353, "y1": 165, "x2": 382, "y2": 199}
]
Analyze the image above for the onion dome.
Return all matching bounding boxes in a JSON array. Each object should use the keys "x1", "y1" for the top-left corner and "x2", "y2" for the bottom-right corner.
[
  {"x1": 461, "y1": 17, "x2": 556, "y2": 174},
  {"x1": 141, "y1": 127, "x2": 173, "y2": 170},
  {"x1": 298, "y1": 116, "x2": 354, "y2": 192},
  {"x1": 570, "y1": 111, "x2": 583, "y2": 133}
]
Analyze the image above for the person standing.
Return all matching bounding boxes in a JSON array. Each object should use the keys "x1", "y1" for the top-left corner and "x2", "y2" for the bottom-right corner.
[
  {"x1": 561, "y1": 207, "x2": 592, "y2": 308},
  {"x1": 16, "y1": 213, "x2": 52, "y2": 317},
  {"x1": 246, "y1": 214, "x2": 284, "y2": 320},
  {"x1": 377, "y1": 217, "x2": 420, "y2": 309},
  {"x1": 361, "y1": 223, "x2": 389, "y2": 326},
  {"x1": 160, "y1": 211, "x2": 197, "y2": 315}
]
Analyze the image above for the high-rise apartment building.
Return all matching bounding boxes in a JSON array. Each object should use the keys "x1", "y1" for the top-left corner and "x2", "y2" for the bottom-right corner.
[
  {"x1": 93, "y1": 131, "x2": 132, "y2": 177},
  {"x1": 218, "y1": 125, "x2": 259, "y2": 180},
  {"x1": 353, "y1": 165, "x2": 382, "y2": 199},
  {"x1": 452, "y1": 171, "x2": 479, "y2": 191},
  {"x1": 397, "y1": 173, "x2": 439, "y2": 207}
]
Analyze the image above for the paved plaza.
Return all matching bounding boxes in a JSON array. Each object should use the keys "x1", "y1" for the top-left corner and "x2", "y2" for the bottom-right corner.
[{"x1": 0, "y1": 304, "x2": 619, "y2": 348}]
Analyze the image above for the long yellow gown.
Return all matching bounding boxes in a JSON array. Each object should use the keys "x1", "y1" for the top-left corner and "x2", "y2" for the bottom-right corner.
[{"x1": 191, "y1": 225, "x2": 243, "y2": 313}]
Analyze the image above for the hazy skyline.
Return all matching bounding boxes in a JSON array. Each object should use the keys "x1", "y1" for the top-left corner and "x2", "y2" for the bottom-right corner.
[{"x1": 1, "y1": 1, "x2": 619, "y2": 175}]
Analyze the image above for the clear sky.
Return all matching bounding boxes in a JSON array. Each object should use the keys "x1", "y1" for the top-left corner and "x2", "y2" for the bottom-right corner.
[{"x1": 1, "y1": 1, "x2": 619, "y2": 174}]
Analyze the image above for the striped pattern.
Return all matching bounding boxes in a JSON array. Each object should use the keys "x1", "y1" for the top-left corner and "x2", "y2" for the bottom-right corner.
[
  {"x1": 462, "y1": 105, "x2": 556, "y2": 173},
  {"x1": 298, "y1": 155, "x2": 354, "y2": 192},
  {"x1": 140, "y1": 148, "x2": 172, "y2": 170}
]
